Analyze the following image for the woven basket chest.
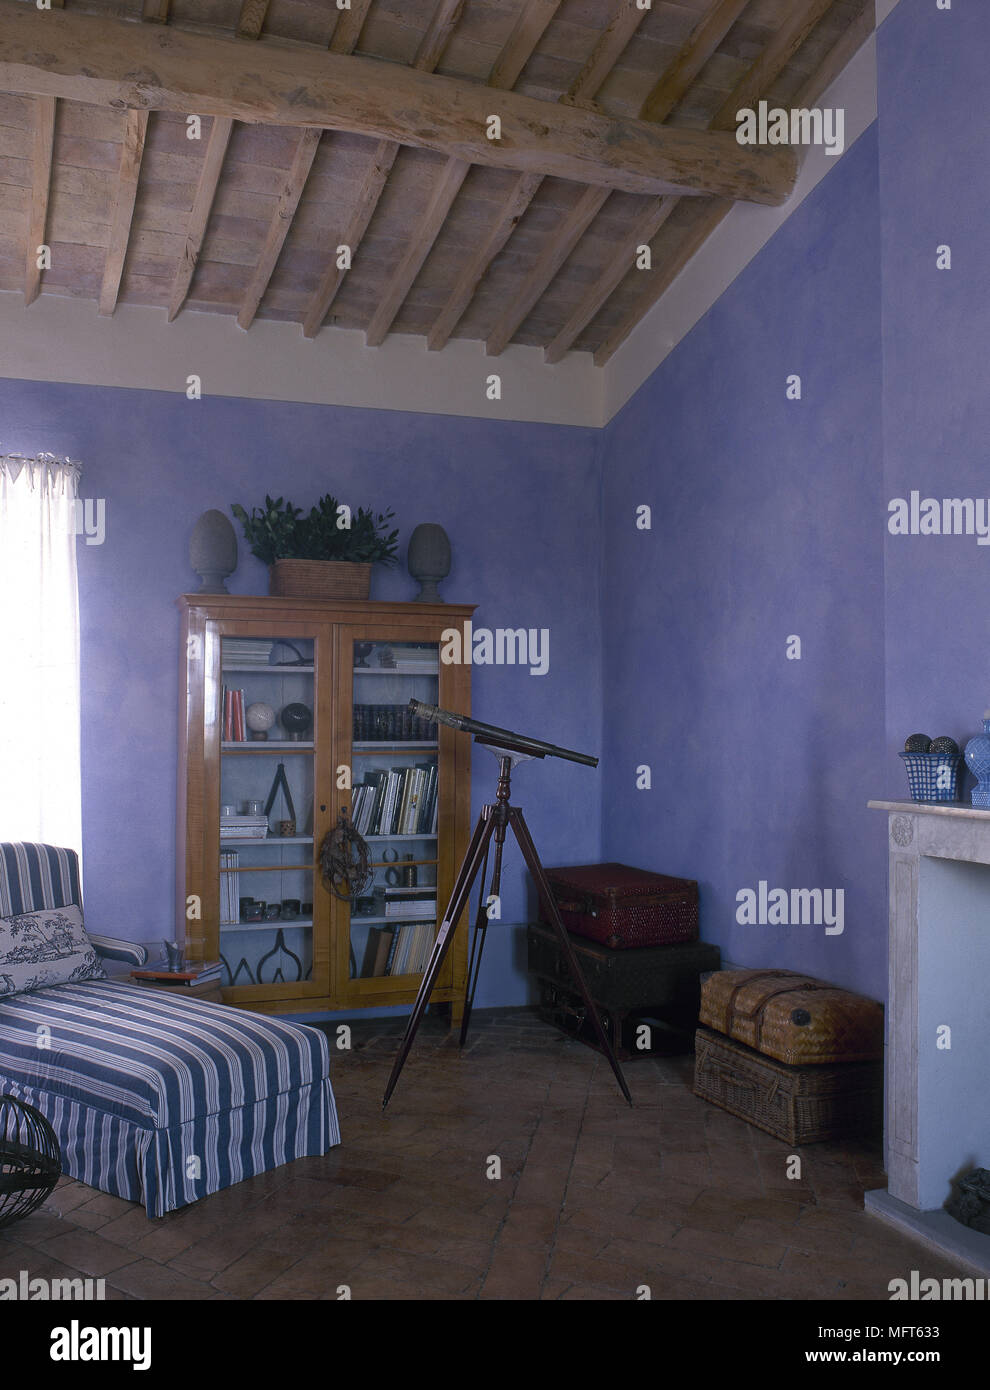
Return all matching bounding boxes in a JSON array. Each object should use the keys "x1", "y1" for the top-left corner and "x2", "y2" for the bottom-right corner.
[
  {"x1": 699, "y1": 968, "x2": 884, "y2": 1066},
  {"x1": 693, "y1": 1026, "x2": 883, "y2": 1145},
  {"x1": 539, "y1": 862, "x2": 698, "y2": 948}
]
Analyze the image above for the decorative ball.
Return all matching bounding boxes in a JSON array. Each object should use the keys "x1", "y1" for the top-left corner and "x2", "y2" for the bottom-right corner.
[
  {"x1": 929, "y1": 736, "x2": 960, "y2": 756},
  {"x1": 904, "y1": 734, "x2": 931, "y2": 753},
  {"x1": 246, "y1": 702, "x2": 276, "y2": 733},
  {"x1": 280, "y1": 702, "x2": 312, "y2": 737}
]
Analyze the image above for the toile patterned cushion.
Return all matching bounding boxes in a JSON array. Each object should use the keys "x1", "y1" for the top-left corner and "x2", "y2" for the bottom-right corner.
[{"x1": 0, "y1": 902, "x2": 106, "y2": 996}]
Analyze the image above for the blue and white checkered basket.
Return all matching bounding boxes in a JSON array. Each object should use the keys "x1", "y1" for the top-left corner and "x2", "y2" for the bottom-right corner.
[{"x1": 899, "y1": 751, "x2": 962, "y2": 803}]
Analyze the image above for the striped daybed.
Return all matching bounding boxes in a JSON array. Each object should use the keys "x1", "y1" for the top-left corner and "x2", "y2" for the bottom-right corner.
[{"x1": 0, "y1": 843, "x2": 341, "y2": 1217}]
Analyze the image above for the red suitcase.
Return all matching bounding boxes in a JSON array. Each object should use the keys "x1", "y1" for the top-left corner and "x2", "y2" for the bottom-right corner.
[{"x1": 539, "y1": 862, "x2": 699, "y2": 949}]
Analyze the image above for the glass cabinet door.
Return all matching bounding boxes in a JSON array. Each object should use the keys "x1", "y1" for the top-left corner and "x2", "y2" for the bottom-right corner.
[
  {"x1": 344, "y1": 638, "x2": 443, "y2": 994},
  {"x1": 216, "y1": 633, "x2": 326, "y2": 997}
]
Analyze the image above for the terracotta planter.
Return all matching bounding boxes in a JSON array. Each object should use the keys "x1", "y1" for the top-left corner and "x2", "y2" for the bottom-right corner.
[{"x1": 268, "y1": 558, "x2": 372, "y2": 600}]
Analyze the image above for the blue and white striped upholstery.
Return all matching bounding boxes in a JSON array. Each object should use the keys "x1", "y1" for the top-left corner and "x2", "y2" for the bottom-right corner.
[{"x1": 0, "y1": 843, "x2": 341, "y2": 1215}]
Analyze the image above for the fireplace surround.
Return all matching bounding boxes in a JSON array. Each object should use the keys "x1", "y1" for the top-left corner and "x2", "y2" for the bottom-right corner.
[{"x1": 867, "y1": 799, "x2": 990, "y2": 1274}]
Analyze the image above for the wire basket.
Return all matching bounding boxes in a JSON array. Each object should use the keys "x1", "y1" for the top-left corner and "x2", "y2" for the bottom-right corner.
[
  {"x1": 899, "y1": 751, "x2": 962, "y2": 803},
  {"x1": 0, "y1": 1095, "x2": 61, "y2": 1230}
]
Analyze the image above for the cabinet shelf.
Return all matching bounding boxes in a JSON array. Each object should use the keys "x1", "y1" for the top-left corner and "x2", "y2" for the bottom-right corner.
[
  {"x1": 223, "y1": 665, "x2": 315, "y2": 674},
  {"x1": 222, "y1": 741, "x2": 314, "y2": 753},
  {"x1": 353, "y1": 742, "x2": 438, "y2": 754},
  {"x1": 221, "y1": 920, "x2": 314, "y2": 933}
]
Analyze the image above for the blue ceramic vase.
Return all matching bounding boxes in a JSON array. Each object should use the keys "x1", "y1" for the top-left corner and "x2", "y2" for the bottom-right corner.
[{"x1": 964, "y1": 716, "x2": 990, "y2": 807}]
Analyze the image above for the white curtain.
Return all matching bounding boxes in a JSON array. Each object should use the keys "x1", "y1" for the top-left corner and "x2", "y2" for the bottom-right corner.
[{"x1": 0, "y1": 454, "x2": 82, "y2": 855}]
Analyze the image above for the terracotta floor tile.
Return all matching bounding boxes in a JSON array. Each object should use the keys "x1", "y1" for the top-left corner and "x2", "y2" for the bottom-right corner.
[{"x1": 0, "y1": 1008, "x2": 976, "y2": 1302}]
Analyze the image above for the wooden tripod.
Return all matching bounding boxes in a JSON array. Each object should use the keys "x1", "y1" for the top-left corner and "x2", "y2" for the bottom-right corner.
[{"x1": 382, "y1": 741, "x2": 633, "y2": 1108}]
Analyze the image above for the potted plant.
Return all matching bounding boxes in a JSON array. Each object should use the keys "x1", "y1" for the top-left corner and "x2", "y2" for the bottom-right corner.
[{"x1": 231, "y1": 493, "x2": 399, "y2": 600}]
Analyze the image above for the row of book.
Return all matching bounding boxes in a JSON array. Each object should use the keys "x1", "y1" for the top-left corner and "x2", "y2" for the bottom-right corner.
[
  {"x1": 360, "y1": 922, "x2": 435, "y2": 978},
  {"x1": 219, "y1": 850, "x2": 242, "y2": 924},
  {"x1": 223, "y1": 687, "x2": 247, "y2": 741},
  {"x1": 353, "y1": 704, "x2": 437, "y2": 742},
  {"x1": 351, "y1": 764, "x2": 438, "y2": 838}
]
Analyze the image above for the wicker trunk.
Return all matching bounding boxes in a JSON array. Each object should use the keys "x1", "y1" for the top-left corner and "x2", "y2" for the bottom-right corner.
[
  {"x1": 693, "y1": 1026, "x2": 883, "y2": 1144},
  {"x1": 699, "y1": 968, "x2": 884, "y2": 1065}
]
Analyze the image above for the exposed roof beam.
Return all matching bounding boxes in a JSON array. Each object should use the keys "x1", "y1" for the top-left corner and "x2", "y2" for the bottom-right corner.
[
  {"x1": 639, "y1": 0, "x2": 751, "y2": 124},
  {"x1": 167, "y1": 115, "x2": 234, "y2": 321},
  {"x1": 236, "y1": 0, "x2": 270, "y2": 40},
  {"x1": 237, "y1": 128, "x2": 321, "y2": 330},
  {"x1": 0, "y1": 3, "x2": 797, "y2": 206},
  {"x1": 484, "y1": 0, "x2": 743, "y2": 357},
  {"x1": 328, "y1": 0, "x2": 374, "y2": 55},
  {"x1": 24, "y1": 95, "x2": 55, "y2": 308},
  {"x1": 562, "y1": 1, "x2": 651, "y2": 109},
  {"x1": 485, "y1": 184, "x2": 609, "y2": 355},
  {"x1": 543, "y1": 196, "x2": 677, "y2": 363},
  {"x1": 413, "y1": 0, "x2": 467, "y2": 73},
  {"x1": 487, "y1": 0, "x2": 561, "y2": 91},
  {"x1": 98, "y1": 108, "x2": 148, "y2": 316},
  {"x1": 794, "y1": 0, "x2": 874, "y2": 108},
  {"x1": 426, "y1": 0, "x2": 652, "y2": 352},
  {"x1": 142, "y1": 0, "x2": 169, "y2": 20},
  {"x1": 364, "y1": 0, "x2": 561, "y2": 348},
  {"x1": 591, "y1": 0, "x2": 839, "y2": 365},
  {"x1": 301, "y1": 0, "x2": 474, "y2": 340}
]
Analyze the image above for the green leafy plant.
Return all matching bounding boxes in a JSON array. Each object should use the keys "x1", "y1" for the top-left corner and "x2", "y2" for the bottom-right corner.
[{"x1": 232, "y1": 494, "x2": 399, "y2": 567}]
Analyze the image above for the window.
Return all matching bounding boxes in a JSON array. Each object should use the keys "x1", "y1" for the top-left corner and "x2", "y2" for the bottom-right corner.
[{"x1": 0, "y1": 455, "x2": 82, "y2": 853}]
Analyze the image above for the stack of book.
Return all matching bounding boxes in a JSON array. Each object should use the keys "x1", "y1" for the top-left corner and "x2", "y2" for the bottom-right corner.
[
  {"x1": 219, "y1": 850, "x2": 240, "y2": 924},
  {"x1": 220, "y1": 813, "x2": 268, "y2": 841},
  {"x1": 392, "y1": 646, "x2": 438, "y2": 674},
  {"x1": 350, "y1": 764, "x2": 438, "y2": 837},
  {"x1": 223, "y1": 640, "x2": 274, "y2": 667},
  {"x1": 384, "y1": 887, "x2": 437, "y2": 919},
  {"x1": 360, "y1": 923, "x2": 435, "y2": 978},
  {"x1": 131, "y1": 959, "x2": 223, "y2": 993}
]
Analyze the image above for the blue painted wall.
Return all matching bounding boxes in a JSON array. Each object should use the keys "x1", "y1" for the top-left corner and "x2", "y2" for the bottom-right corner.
[
  {"x1": 0, "y1": 381, "x2": 602, "y2": 1010},
  {"x1": 598, "y1": 128, "x2": 888, "y2": 1000},
  {"x1": 878, "y1": 0, "x2": 990, "y2": 792}
]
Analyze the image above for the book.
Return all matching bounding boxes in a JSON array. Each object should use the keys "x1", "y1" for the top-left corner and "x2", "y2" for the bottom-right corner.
[{"x1": 132, "y1": 959, "x2": 222, "y2": 983}]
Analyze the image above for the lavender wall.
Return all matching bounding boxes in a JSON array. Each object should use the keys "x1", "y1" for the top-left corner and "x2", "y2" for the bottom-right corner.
[
  {"x1": 0, "y1": 381, "x2": 601, "y2": 1010},
  {"x1": 598, "y1": 128, "x2": 888, "y2": 1000},
  {"x1": 878, "y1": 0, "x2": 990, "y2": 794}
]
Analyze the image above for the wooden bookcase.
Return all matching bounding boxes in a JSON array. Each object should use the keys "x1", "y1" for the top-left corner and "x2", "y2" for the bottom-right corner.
[{"x1": 176, "y1": 593, "x2": 474, "y2": 1018}]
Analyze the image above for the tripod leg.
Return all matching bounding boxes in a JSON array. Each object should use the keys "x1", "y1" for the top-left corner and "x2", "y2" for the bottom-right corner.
[
  {"x1": 459, "y1": 840, "x2": 492, "y2": 1048},
  {"x1": 382, "y1": 809, "x2": 497, "y2": 1108},
  {"x1": 508, "y1": 808, "x2": 633, "y2": 1107}
]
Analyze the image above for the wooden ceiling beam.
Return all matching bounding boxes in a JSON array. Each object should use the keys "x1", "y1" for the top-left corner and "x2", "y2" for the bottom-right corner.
[
  {"x1": 98, "y1": 107, "x2": 148, "y2": 316},
  {"x1": 426, "y1": 0, "x2": 649, "y2": 353},
  {"x1": 364, "y1": 0, "x2": 562, "y2": 348},
  {"x1": 413, "y1": 0, "x2": 467, "y2": 73},
  {"x1": 591, "y1": 0, "x2": 841, "y2": 365},
  {"x1": 167, "y1": 115, "x2": 234, "y2": 322},
  {"x1": 237, "y1": 127, "x2": 321, "y2": 330},
  {"x1": 301, "y1": 0, "x2": 472, "y2": 340},
  {"x1": 485, "y1": 184, "x2": 608, "y2": 355},
  {"x1": 24, "y1": 94, "x2": 55, "y2": 308},
  {"x1": 141, "y1": 0, "x2": 169, "y2": 20},
  {"x1": 563, "y1": 2, "x2": 651, "y2": 109},
  {"x1": 639, "y1": 0, "x2": 751, "y2": 124},
  {"x1": 235, "y1": 0, "x2": 270, "y2": 41},
  {"x1": 0, "y1": 3, "x2": 797, "y2": 206},
  {"x1": 487, "y1": 0, "x2": 561, "y2": 91},
  {"x1": 328, "y1": 0, "x2": 374, "y2": 56},
  {"x1": 484, "y1": 0, "x2": 743, "y2": 357}
]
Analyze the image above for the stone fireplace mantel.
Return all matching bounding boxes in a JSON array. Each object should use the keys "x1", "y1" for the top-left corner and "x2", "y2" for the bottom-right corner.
[{"x1": 867, "y1": 799, "x2": 990, "y2": 1274}]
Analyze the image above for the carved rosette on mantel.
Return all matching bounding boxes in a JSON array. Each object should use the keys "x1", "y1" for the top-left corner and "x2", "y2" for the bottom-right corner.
[{"x1": 866, "y1": 797, "x2": 990, "y2": 1274}]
